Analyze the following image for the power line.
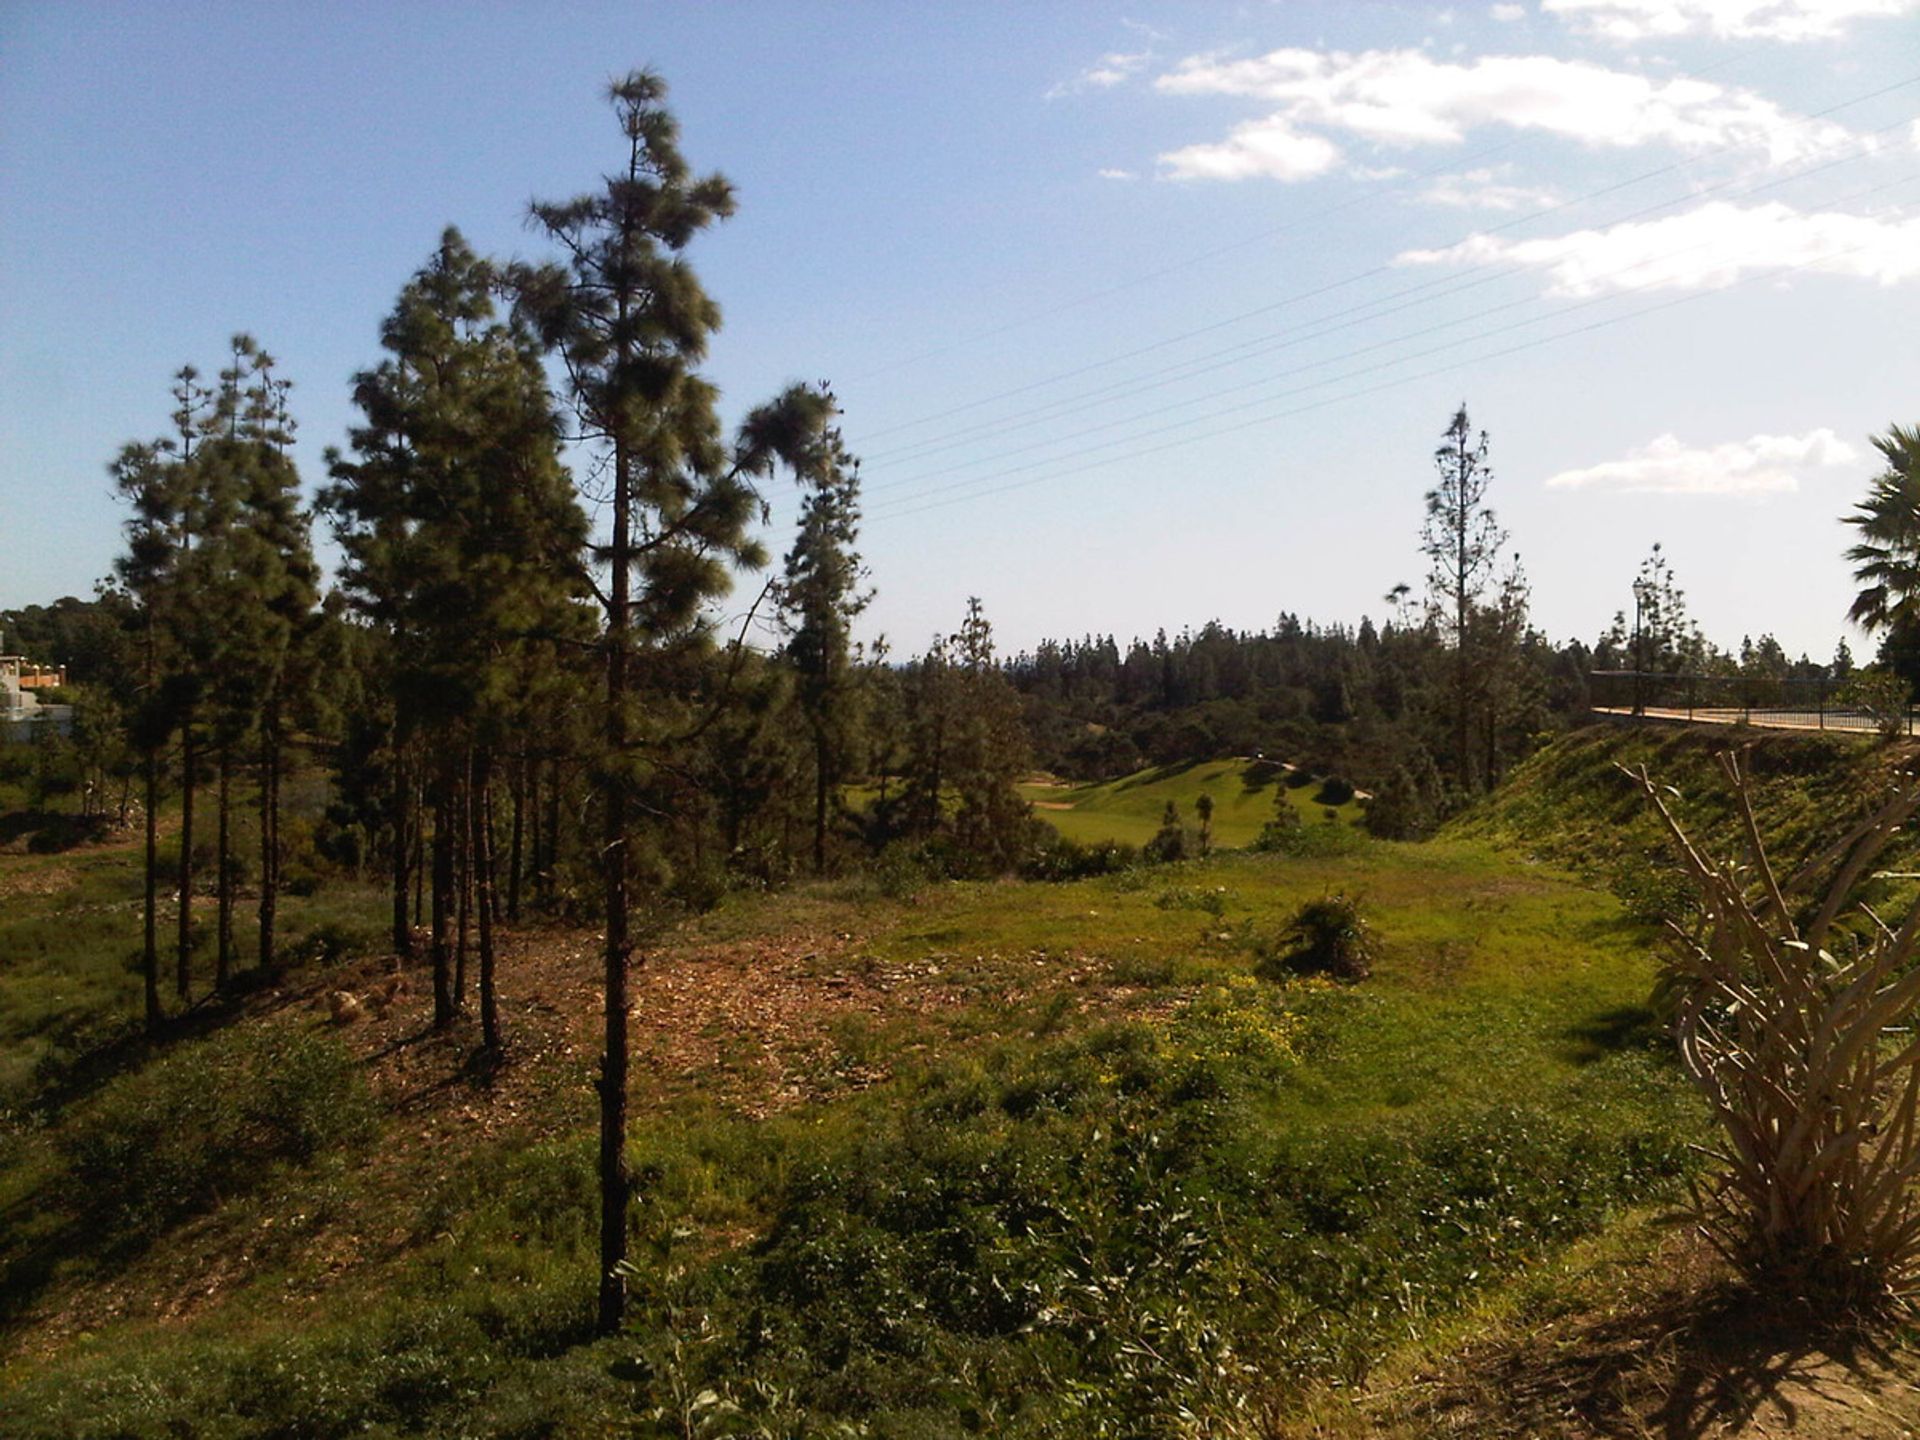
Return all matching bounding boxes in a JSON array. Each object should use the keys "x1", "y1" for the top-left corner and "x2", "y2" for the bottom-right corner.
[
  {"x1": 856, "y1": 187, "x2": 1919, "y2": 526},
  {"x1": 864, "y1": 112, "x2": 1912, "y2": 485},
  {"x1": 848, "y1": 123, "x2": 1914, "y2": 498},
  {"x1": 850, "y1": 65, "x2": 1920, "y2": 454}
]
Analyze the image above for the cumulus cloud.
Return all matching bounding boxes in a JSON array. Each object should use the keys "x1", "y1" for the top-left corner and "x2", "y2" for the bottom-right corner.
[
  {"x1": 1098, "y1": 167, "x2": 1138, "y2": 180},
  {"x1": 1160, "y1": 115, "x2": 1343, "y2": 181},
  {"x1": 1545, "y1": 429, "x2": 1860, "y2": 495},
  {"x1": 1151, "y1": 48, "x2": 1854, "y2": 181},
  {"x1": 1491, "y1": 2, "x2": 1529, "y2": 17},
  {"x1": 1542, "y1": 0, "x2": 1915, "y2": 41},
  {"x1": 1048, "y1": 50, "x2": 1151, "y2": 98},
  {"x1": 1420, "y1": 165, "x2": 1560, "y2": 209},
  {"x1": 1399, "y1": 200, "x2": 1920, "y2": 294}
]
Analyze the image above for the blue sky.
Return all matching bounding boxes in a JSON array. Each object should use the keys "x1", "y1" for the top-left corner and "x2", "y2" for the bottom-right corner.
[{"x1": 4, "y1": 0, "x2": 1919, "y2": 662}]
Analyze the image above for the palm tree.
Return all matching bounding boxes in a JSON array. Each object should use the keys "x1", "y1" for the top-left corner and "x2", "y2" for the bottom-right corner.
[{"x1": 1844, "y1": 425, "x2": 1920, "y2": 634}]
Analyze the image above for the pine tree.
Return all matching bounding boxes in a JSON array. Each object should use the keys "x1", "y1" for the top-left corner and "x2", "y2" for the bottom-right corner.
[
  {"x1": 110, "y1": 437, "x2": 182, "y2": 1034},
  {"x1": 514, "y1": 73, "x2": 853, "y2": 1331},
  {"x1": 777, "y1": 405, "x2": 870, "y2": 873},
  {"x1": 327, "y1": 228, "x2": 587, "y2": 1046},
  {"x1": 945, "y1": 599, "x2": 1031, "y2": 873},
  {"x1": 1421, "y1": 404, "x2": 1515, "y2": 792}
]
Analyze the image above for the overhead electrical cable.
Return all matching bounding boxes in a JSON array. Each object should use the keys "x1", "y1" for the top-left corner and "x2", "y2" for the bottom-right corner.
[
  {"x1": 856, "y1": 114, "x2": 1914, "y2": 485},
  {"x1": 846, "y1": 128, "x2": 1915, "y2": 499},
  {"x1": 850, "y1": 66, "x2": 1920, "y2": 450},
  {"x1": 855, "y1": 179, "x2": 1920, "y2": 525}
]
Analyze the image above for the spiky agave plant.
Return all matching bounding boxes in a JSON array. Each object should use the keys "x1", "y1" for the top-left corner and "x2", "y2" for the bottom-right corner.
[{"x1": 1627, "y1": 750, "x2": 1920, "y2": 1311}]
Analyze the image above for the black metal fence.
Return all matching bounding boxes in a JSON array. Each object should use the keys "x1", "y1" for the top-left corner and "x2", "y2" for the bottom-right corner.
[{"x1": 1587, "y1": 670, "x2": 1916, "y2": 736}]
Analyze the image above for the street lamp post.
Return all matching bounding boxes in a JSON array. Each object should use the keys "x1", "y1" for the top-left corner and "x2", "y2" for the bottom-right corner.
[{"x1": 1631, "y1": 577, "x2": 1652, "y2": 717}]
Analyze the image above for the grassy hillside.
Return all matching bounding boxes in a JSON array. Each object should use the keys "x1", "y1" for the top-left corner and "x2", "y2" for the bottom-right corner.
[
  {"x1": 0, "y1": 790, "x2": 1710, "y2": 1436},
  {"x1": 1021, "y1": 756, "x2": 1364, "y2": 849},
  {"x1": 1448, "y1": 721, "x2": 1920, "y2": 918},
  {"x1": 12, "y1": 729, "x2": 1920, "y2": 1436}
]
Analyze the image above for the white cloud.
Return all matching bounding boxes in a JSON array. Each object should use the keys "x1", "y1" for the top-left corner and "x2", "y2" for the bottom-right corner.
[
  {"x1": 1545, "y1": 428, "x2": 1860, "y2": 495},
  {"x1": 1098, "y1": 167, "x2": 1138, "y2": 180},
  {"x1": 1491, "y1": 2, "x2": 1529, "y2": 17},
  {"x1": 1349, "y1": 163, "x2": 1411, "y2": 181},
  {"x1": 1420, "y1": 165, "x2": 1560, "y2": 209},
  {"x1": 1398, "y1": 199, "x2": 1920, "y2": 294},
  {"x1": 1543, "y1": 0, "x2": 1915, "y2": 41},
  {"x1": 1151, "y1": 49, "x2": 1853, "y2": 179},
  {"x1": 1048, "y1": 50, "x2": 1151, "y2": 99},
  {"x1": 1160, "y1": 115, "x2": 1343, "y2": 181}
]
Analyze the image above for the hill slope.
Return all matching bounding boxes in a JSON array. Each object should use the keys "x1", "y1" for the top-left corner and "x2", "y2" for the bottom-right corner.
[
  {"x1": 5, "y1": 809, "x2": 1695, "y2": 1436},
  {"x1": 1021, "y1": 756, "x2": 1364, "y2": 849},
  {"x1": 1449, "y1": 721, "x2": 1920, "y2": 880}
]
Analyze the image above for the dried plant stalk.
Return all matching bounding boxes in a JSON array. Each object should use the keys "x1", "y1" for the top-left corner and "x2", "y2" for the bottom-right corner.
[{"x1": 1625, "y1": 750, "x2": 1920, "y2": 1310}]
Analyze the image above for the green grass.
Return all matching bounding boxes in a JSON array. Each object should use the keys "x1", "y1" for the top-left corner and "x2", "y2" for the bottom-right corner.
[
  {"x1": 1, "y1": 807, "x2": 1706, "y2": 1436},
  {"x1": 1446, "y1": 721, "x2": 1920, "y2": 928},
  {"x1": 16, "y1": 723, "x2": 1911, "y2": 1434},
  {"x1": 1020, "y1": 756, "x2": 1365, "y2": 849}
]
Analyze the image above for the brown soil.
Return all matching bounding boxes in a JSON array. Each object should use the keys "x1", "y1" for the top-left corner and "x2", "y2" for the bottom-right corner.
[{"x1": 4, "y1": 910, "x2": 1031, "y2": 1358}]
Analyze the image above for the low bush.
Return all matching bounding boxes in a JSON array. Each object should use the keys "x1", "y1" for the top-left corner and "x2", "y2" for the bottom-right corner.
[
  {"x1": 59, "y1": 1023, "x2": 379, "y2": 1237},
  {"x1": 611, "y1": 1023, "x2": 1693, "y2": 1434},
  {"x1": 1021, "y1": 833, "x2": 1137, "y2": 882},
  {"x1": 1314, "y1": 775, "x2": 1355, "y2": 806},
  {"x1": 1260, "y1": 892, "x2": 1375, "y2": 981}
]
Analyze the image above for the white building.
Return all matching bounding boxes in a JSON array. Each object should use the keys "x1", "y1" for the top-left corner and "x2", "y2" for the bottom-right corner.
[{"x1": 1, "y1": 650, "x2": 73, "y2": 744}]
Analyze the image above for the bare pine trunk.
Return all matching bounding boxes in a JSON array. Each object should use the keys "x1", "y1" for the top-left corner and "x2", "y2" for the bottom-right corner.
[
  {"x1": 176, "y1": 713, "x2": 196, "y2": 1002},
  {"x1": 430, "y1": 770, "x2": 454, "y2": 1026},
  {"x1": 256, "y1": 707, "x2": 280, "y2": 972},
  {"x1": 598, "y1": 422, "x2": 633, "y2": 1333},
  {"x1": 143, "y1": 744, "x2": 162, "y2": 1033},
  {"x1": 814, "y1": 730, "x2": 829, "y2": 875},
  {"x1": 543, "y1": 756, "x2": 560, "y2": 909},
  {"x1": 484, "y1": 776, "x2": 502, "y2": 927},
  {"x1": 507, "y1": 754, "x2": 525, "y2": 924},
  {"x1": 391, "y1": 745, "x2": 413, "y2": 958},
  {"x1": 413, "y1": 782, "x2": 426, "y2": 928},
  {"x1": 216, "y1": 742, "x2": 233, "y2": 990},
  {"x1": 474, "y1": 747, "x2": 501, "y2": 1051},
  {"x1": 454, "y1": 757, "x2": 471, "y2": 1009}
]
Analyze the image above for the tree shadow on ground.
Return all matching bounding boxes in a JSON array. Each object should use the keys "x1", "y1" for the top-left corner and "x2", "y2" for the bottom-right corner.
[
  {"x1": 1491, "y1": 1283, "x2": 1907, "y2": 1438},
  {"x1": 1396, "y1": 1240, "x2": 1920, "y2": 1440},
  {"x1": 1560, "y1": 1004, "x2": 1662, "y2": 1066},
  {"x1": 1240, "y1": 758, "x2": 1284, "y2": 794},
  {"x1": 1112, "y1": 760, "x2": 1203, "y2": 792},
  {"x1": 0, "y1": 809, "x2": 115, "y2": 854}
]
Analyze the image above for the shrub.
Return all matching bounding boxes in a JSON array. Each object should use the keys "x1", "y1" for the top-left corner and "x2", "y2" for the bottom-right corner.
[
  {"x1": 1628, "y1": 751, "x2": 1920, "y2": 1311},
  {"x1": 1262, "y1": 892, "x2": 1375, "y2": 982},
  {"x1": 1143, "y1": 801, "x2": 1187, "y2": 863},
  {"x1": 1838, "y1": 669, "x2": 1911, "y2": 739},
  {"x1": 59, "y1": 1023, "x2": 380, "y2": 1236},
  {"x1": 1021, "y1": 834, "x2": 1137, "y2": 882},
  {"x1": 1313, "y1": 775, "x2": 1355, "y2": 806},
  {"x1": 1608, "y1": 851, "x2": 1692, "y2": 928},
  {"x1": 1253, "y1": 792, "x2": 1304, "y2": 852},
  {"x1": 870, "y1": 842, "x2": 931, "y2": 899},
  {"x1": 280, "y1": 918, "x2": 384, "y2": 970}
]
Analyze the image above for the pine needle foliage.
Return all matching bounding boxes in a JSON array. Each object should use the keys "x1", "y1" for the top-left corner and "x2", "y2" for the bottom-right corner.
[{"x1": 1627, "y1": 749, "x2": 1920, "y2": 1312}]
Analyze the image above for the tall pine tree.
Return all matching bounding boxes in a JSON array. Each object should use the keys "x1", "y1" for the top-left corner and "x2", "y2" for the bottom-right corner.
[{"x1": 515, "y1": 71, "x2": 856, "y2": 1332}]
